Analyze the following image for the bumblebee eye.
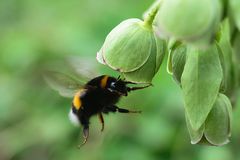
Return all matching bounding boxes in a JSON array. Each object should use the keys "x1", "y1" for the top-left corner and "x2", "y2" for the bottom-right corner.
[{"x1": 110, "y1": 82, "x2": 115, "y2": 88}]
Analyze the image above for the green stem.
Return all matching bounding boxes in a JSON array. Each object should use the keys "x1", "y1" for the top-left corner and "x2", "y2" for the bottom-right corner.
[
  {"x1": 230, "y1": 26, "x2": 238, "y2": 46},
  {"x1": 143, "y1": 0, "x2": 162, "y2": 27}
]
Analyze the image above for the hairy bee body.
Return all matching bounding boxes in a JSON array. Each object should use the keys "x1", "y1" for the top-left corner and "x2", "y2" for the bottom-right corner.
[
  {"x1": 45, "y1": 71, "x2": 150, "y2": 146},
  {"x1": 70, "y1": 75, "x2": 121, "y2": 127}
]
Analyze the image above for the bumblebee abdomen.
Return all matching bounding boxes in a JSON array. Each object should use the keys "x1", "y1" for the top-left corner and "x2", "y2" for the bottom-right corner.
[
  {"x1": 72, "y1": 89, "x2": 87, "y2": 110},
  {"x1": 71, "y1": 75, "x2": 122, "y2": 119}
]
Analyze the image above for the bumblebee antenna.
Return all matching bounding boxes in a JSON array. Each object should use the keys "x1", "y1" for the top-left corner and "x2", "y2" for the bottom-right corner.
[{"x1": 117, "y1": 75, "x2": 121, "y2": 80}]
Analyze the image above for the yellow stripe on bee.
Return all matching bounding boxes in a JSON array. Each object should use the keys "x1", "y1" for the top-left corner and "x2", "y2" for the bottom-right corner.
[
  {"x1": 72, "y1": 89, "x2": 85, "y2": 110},
  {"x1": 100, "y1": 76, "x2": 108, "y2": 88}
]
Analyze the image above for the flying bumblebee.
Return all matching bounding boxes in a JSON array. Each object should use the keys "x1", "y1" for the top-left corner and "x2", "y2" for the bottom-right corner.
[{"x1": 44, "y1": 58, "x2": 151, "y2": 147}]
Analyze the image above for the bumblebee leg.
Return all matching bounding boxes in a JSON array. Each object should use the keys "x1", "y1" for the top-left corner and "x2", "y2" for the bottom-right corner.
[
  {"x1": 124, "y1": 81, "x2": 137, "y2": 84},
  {"x1": 127, "y1": 84, "x2": 152, "y2": 92},
  {"x1": 78, "y1": 115, "x2": 90, "y2": 148},
  {"x1": 98, "y1": 113, "x2": 104, "y2": 132},
  {"x1": 78, "y1": 126, "x2": 89, "y2": 148},
  {"x1": 104, "y1": 105, "x2": 141, "y2": 114},
  {"x1": 116, "y1": 106, "x2": 141, "y2": 113}
]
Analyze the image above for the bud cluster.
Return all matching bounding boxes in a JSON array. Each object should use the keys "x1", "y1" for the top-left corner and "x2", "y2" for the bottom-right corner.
[{"x1": 96, "y1": 0, "x2": 240, "y2": 146}]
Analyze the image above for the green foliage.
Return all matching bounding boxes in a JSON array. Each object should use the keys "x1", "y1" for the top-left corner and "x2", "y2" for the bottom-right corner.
[
  {"x1": 97, "y1": 0, "x2": 240, "y2": 146},
  {"x1": 1, "y1": 0, "x2": 240, "y2": 160},
  {"x1": 204, "y1": 94, "x2": 231, "y2": 145},
  {"x1": 186, "y1": 94, "x2": 232, "y2": 146},
  {"x1": 217, "y1": 19, "x2": 235, "y2": 96},
  {"x1": 182, "y1": 44, "x2": 223, "y2": 130}
]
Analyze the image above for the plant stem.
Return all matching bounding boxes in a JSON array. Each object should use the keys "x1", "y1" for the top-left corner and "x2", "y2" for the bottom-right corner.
[{"x1": 143, "y1": 0, "x2": 162, "y2": 27}]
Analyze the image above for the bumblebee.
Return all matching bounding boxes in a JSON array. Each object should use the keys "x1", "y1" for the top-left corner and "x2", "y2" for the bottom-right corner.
[{"x1": 45, "y1": 71, "x2": 150, "y2": 147}]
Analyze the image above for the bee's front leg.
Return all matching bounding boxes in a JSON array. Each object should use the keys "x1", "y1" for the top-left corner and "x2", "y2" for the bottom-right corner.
[
  {"x1": 127, "y1": 83, "x2": 152, "y2": 92},
  {"x1": 103, "y1": 105, "x2": 141, "y2": 114}
]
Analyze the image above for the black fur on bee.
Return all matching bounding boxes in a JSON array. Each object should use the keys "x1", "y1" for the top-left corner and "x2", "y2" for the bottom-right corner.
[{"x1": 69, "y1": 75, "x2": 150, "y2": 147}]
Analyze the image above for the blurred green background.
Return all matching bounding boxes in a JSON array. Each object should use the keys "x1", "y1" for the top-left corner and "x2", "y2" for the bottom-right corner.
[{"x1": 0, "y1": 0, "x2": 240, "y2": 160}]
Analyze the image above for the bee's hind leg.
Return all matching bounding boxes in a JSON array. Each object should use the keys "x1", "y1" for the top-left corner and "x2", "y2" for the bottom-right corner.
[
  {"x1": 78, "y1": 117, "x2": 90, "y2": 148},
  {"x1": 98, "y1": 113, "x2": 104, "y2": 132},
  {"x1": 78, "y1": 126, "x2": 89, "y2": 148}
]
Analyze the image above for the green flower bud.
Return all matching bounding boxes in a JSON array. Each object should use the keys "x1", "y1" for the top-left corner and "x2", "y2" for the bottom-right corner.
[
  {"x1": 97, "y1": 18, "x2": 166, "y2": 83},
  {"x1": 96, "y1": 46, "x2": 106, "y2": 65},
  {"x1": 166, "y1": 38, "x2": 179, "y2": 74},
  {"x1": 186, "y1": 94, "x2": 232, "y2": 146},
  {"x1": 233, "y1": 32, "x2": 240, "y2": 86},
  {"x1": 182, "y1": 44, "x2": 223, "y2": 131},
  {"x1": 233, "y1": 32, "x2": 240, "y2": 60},
  {"x1": 230, "y1": 0, "x2": 240, "y2": 30},
  {"x1": 123, "y1": 34, "x2": 166, "y2": 83},
  {"x1": 155, "y1": 0, "x2": 222, "y2": 47},
  {"x1": 217, "y1": 19, "x2": 238, "y2": 103},
  {"x1": 231, "y1": 32, "x2": 240, "y2": 101},
  {"x1": 167, "y1": 41, "x2": 186, "y2": 85}
]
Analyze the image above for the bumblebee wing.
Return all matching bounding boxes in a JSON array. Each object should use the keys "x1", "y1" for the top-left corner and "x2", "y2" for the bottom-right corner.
[
  {"x1": 67, "y1": 56, "x2": 100, "y2": 80},
  {"x1": 44, "y1": 71, "x2": 85, "y2": 97}
]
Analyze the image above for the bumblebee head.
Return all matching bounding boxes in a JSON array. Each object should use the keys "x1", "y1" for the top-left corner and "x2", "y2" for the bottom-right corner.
[{"x1": 107, "y1": 77, "x2": 128, "y2": 96}]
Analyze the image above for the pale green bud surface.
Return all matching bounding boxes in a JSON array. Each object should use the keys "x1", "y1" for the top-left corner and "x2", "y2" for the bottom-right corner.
[
  {"x1": 217, "y1": 19, "x2": 238, "y2": 102},
  {"x1": 155, "y1": 0, "x2": 222, "y2": 47},
  {"x1": 167, "y1": 43, "x2": 186, "y2": 84},
  {"x1": 98, "y1": 18, "x2": 166, "y2": 83},
  {"x1": 186, "y1": 94, "x2": 232, "y2": 146},
  {"x1": 181, "y1": 44, "x2": 223, "y2": 130},
  {"x1": 101, "y1": 19, "x2": 153, "y2": 72}
]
